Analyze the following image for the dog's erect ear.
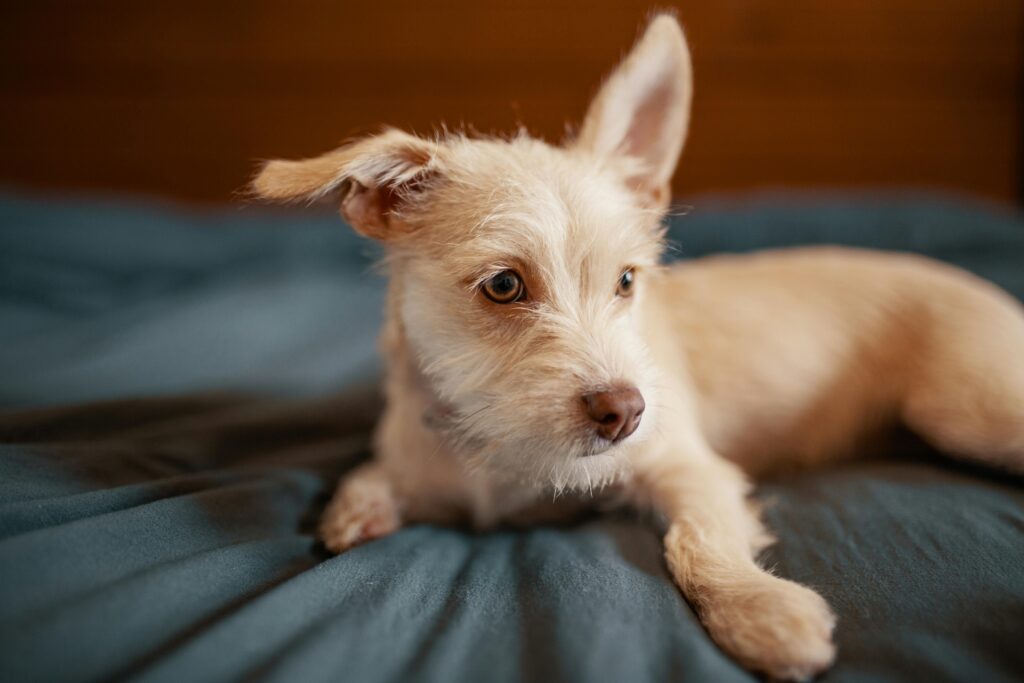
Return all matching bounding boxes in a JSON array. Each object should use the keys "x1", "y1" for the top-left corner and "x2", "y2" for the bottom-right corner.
[
  {"x1": 576, "y1": 14, "x2": 693, "y2": 209},
  {"x1": 251, "y1": 129, "x2": 439, "y2": 240}
]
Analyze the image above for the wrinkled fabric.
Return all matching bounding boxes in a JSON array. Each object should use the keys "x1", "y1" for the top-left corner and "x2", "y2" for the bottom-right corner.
[{"x1": 1, "y1": 191, "x2": 1023, "y2": 683}]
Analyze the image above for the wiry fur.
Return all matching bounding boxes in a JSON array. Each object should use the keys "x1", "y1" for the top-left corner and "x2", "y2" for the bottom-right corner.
[{"x1": 253, "y1": 14, "x2": 1024, "y2": 681}]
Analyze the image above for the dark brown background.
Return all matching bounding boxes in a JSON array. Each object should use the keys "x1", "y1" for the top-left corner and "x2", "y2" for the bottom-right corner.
[{"x1": 1, "y1": 1, "x2": 1021, "y2": 205}]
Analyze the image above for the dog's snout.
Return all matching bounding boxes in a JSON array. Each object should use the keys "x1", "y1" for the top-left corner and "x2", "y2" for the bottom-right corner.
[{"x1": 583, "y1": 387, "x2": 645, "y2": 443}]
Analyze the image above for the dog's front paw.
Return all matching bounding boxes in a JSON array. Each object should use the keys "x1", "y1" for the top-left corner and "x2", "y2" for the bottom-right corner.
[
  {"x1": 701, "y1": 574, "x2": 836, "y2": 681},
  {"x1": 319, "y1": 473, "x2": 401, "y2": 553}
]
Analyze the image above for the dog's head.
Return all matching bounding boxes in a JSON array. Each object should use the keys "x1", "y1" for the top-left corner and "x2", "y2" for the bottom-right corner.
[{"x1": 253, "y1": 15, "x2": 692, "y2": 491}]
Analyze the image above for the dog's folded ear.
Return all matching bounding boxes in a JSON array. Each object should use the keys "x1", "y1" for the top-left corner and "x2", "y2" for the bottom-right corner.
[
  {"x1": 251, "y1": 129, "x2": 440, "y2": 240},
  {"x1": 575, "y1": 13, "x2": 693, "y2": 209}
]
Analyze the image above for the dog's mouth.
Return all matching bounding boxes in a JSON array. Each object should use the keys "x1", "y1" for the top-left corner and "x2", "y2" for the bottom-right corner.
[{"x1": 582, "y1": 436, "x2": 617, "y2": 457}]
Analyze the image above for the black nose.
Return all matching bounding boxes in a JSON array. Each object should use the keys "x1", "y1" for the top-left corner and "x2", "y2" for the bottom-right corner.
[{"x1": 582, "y1": 387, "x2": 645, "y2": 443}]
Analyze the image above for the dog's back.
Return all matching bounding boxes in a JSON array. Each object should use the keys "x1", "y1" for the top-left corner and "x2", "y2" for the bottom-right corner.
[{"x1": 651, "y1": 247, "x2": 1024, "y2": 472}]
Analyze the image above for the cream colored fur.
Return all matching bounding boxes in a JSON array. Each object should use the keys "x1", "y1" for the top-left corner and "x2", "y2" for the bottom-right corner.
[{"x1": 252, "y1": 14, "x2": 1024, "y2": 681}]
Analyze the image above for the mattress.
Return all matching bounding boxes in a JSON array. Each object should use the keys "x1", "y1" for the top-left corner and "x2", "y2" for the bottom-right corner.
[{"x1": 1, "y1": 190, "x2": 1023, "y2": 682}]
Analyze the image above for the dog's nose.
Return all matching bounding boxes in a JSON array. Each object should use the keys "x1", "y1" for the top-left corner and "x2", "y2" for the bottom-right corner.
[{"x1": 583, "y1": 387, "x2": 645, "y2": 443}]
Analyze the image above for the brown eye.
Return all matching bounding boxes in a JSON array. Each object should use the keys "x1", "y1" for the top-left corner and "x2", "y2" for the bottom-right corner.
[
  {"x1": 617, "y1": 268, "x2": 636, "y2": 297},
  {"x1": 482, "y1": 270, "x2": 525, "y2": 304}
]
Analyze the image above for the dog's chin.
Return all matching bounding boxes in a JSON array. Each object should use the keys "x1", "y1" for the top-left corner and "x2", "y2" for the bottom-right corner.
[
  {"x1": 551, "y1": 450, "x2": 631, "y2": 493},
  {"x1": 479, "y1": 436, "x2": 633, "y2": 493}
]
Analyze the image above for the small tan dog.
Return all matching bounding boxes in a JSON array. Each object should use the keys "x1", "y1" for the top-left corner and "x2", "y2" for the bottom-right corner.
[{"x1": 252, "y1": 14, "x2": 1024, "y2": 680}]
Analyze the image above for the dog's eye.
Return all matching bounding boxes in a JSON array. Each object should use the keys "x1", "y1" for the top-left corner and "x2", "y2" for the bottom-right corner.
[
  {"x1": 482, "y1": 270, "x2": 525, "y2": 304},
  {"x1": 617, "y1": 268, "x2": 636, "y2": 297}
]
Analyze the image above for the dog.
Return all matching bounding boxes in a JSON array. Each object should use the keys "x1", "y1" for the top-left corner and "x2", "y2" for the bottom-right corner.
[{"x1": 251, "y1": 14, "x2": 1024, "y2": 680}]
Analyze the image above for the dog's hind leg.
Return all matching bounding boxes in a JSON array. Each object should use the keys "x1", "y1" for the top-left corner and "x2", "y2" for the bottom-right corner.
[{"x1": 902, "y1": 275, "x2": 1024, "y2": 474}]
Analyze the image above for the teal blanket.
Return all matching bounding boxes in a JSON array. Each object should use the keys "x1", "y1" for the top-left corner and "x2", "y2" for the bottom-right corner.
[{"x1": 1, "y1": 192, "x2": 1023, "y2": 682}]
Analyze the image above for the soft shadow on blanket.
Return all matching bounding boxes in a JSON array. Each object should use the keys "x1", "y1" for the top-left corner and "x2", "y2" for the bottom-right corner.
[{"x1": 2, "y1": 388, "x2": 733, "y2": 683}]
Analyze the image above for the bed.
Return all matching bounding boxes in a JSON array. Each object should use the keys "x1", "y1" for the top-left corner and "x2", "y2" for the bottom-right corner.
[{"x1": 1, "y1": 190, "x2": 1023, "y2": 682}]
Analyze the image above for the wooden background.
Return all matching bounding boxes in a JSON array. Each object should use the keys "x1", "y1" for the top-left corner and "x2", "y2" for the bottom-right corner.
[{"x1": 1, "y1": 1, "x2": 1021, "y2": 205}]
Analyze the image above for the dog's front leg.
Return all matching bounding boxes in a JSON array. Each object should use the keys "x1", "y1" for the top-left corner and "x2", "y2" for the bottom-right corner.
[
  {"x1": 319, "y1": 461, "x2": 402, "y2": 553},
  {"x1": 636, "y1": 453, "x2": 836, "y2": 680}
]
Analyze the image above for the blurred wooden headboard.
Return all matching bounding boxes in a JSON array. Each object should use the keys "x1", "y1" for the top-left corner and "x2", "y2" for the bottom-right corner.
[{"x1": 1, "y1": 1, "x2": 1021, "y2": 204}]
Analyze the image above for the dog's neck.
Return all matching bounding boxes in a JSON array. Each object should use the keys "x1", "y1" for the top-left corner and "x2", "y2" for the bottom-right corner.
[{"x1": 379, "y1": 272, "x2": 561, "y2": 524}]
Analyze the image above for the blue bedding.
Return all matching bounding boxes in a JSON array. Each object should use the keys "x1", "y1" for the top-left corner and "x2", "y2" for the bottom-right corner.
[{"x1": 1, "y1": 191, "x2": 1023, "y2": 682}]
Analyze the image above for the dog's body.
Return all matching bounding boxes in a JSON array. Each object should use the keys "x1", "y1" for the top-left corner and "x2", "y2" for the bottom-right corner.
[{"x1": 254, "y1": 15, "x2": 1024, "y2": 680}]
